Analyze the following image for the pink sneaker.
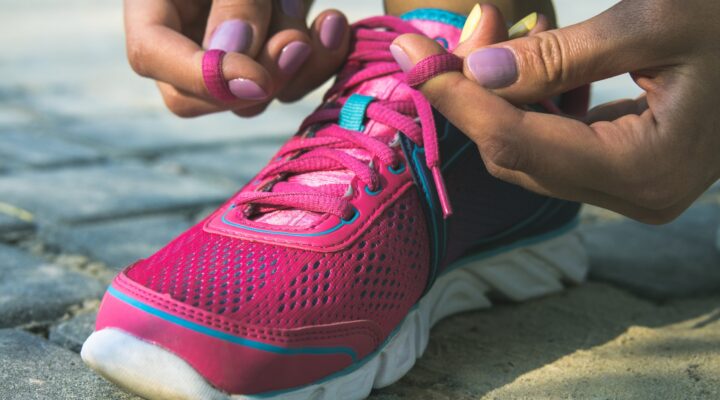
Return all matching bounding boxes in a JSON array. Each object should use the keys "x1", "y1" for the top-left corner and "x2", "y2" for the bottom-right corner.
[{"x1": 82, "y1": 9, "x2": 589, "y2": 400}]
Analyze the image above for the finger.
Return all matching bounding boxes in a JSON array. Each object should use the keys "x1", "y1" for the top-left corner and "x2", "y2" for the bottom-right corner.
[
  {"x1": 455, "y1": 4, "x2": 508, "y2": 55},
  {"x1": 156, "y1": 82, "x2": 272, "y2": 119},
  {"x1": 233, "y1": 8, "x2": 314, "y2": 114},
  {"x1": 233, "y1": 102, "x2": 271, "y2": 118},
  {"x1": 530, "y1": 13, "x2": 552, "y2": 34},
  {"x1": 203, "y1": 0, "x2": 272, "y2": 57},
  {"x1": 258, "y1": 4, "x2": 313, "y2": 81},
  {"x1": 463, "y1": 0, "x2": 669, "y2": 103},
  {"x1": 583, "y1": 96, "x2": 648, "y2": 124},
  {"x1": 157, "y1": 82, "x2": 224, "y2": 117},
  {"x1": 277, "y1": 10, "x2": 350, "y2": 102},
  {"x1": 124, "y1": 0, "x2": 273, "y2": 105}
]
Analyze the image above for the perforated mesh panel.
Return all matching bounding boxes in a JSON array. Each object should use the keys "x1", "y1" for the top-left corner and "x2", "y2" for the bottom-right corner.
[{"x1": 127, "y1": 190, "x2": 430, "y2": 335}]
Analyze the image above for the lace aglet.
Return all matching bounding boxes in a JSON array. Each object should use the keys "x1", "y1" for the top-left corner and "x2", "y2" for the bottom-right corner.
[{"x1": 431, "y1": 166, "x2": 453, "y2": 218}]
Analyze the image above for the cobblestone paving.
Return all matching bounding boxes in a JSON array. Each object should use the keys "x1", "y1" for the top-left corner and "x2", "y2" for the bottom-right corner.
[{"x1": 1, "y1": 1, "x2": 718, "y2": 399}]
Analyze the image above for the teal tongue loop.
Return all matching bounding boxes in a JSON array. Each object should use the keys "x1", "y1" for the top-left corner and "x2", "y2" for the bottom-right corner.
[
  {"x1": 338, "y1": 94, "x2": 375, "y2": 132},
  {"x1": 400, "y1": 8, "x2": 467, "y2": 29},
  {"x1": 399, "y1": 8, "x2": 467, "y2": 50}
]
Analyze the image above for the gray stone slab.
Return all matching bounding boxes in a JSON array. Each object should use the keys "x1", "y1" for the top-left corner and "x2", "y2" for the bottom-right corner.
[
  {"x1": 0, "y1": 130, "x2": 101, "y2": 168},
  {"x1": 161, "y1": 143, "x2": 279, "y2": 185},
  {"x1": 58, "y1": 105, "x2": 305, "y2": 156},
  {"x1": 49, "y1": 312, "x2": 95, "y2": 353},
  {"x1": 581, "y1": 203, "x2": 720, "y2": 300},
  {"x1": 0, "y1": 163, "x2": 230, "y2": 223},
  {"x1": 43, "y1": 214, "x2": 192, "y2": 269},
  {"x1": 0, "y1": 329, "x2": 140, "y2": 400},
  {"x1": 0, "y1": 244, "x2": 104, "y2": 328}
]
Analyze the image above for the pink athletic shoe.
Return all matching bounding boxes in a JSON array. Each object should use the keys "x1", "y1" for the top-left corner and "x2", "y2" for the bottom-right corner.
[{"x1": 82, "y1": 10, "x2": 589, "y2": 400}]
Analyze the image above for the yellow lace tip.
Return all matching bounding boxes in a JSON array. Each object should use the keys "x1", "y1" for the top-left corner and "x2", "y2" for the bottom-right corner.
[
  {"x1": 459, "y1": 4, "x2": 482, "y2": 44},
  {"x1": 508, "y1": 12, "x2": 538, "y2": 39}
]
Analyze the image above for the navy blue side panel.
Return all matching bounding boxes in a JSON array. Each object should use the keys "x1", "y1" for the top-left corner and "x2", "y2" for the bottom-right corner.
[{"x1": 435, "y1": 115, "x2": 580, "y2": 272}]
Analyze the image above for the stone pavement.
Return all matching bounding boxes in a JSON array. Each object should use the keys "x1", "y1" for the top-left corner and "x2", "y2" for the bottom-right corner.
[{"x1": 1, "y1": 1, "x2": 719, "y2": 399}]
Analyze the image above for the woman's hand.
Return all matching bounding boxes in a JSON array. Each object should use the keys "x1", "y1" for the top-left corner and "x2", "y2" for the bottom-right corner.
[
  {"x1": 392, "y1": 0, "x2": 720, "y2": 224},
  {"x1": 123, "y1": 0, "x2": 350, "y2": 118}
]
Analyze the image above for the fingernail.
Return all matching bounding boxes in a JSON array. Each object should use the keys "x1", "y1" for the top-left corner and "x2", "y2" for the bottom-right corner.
[
  {"x1": 508, "y1": 12, "x2": 538, "y2": 39},
  {"x1": 320, "y1": 14, "x2": 345, "y2": 50},
  {"x1": 209, "y1": 19, "x2": 252, "y2": 53},
  {"x1": 389, "y1": 44, "x2": 413, "y2": 72},
  {"x1": 460, "y1": 4, "x2": 482, "y2": 44},
  {"x1": 467, "y1": 48, "x2": 518, "y2": 89},
  {"x1": 228, "y1": 79, "x2": 267, "y2": 100},
  {"x1": 278, "y1": 41, "x2": 312, "y2": 75},
  {"x1": 281, "y1": 0, "x2": 304, "y2": 19}
]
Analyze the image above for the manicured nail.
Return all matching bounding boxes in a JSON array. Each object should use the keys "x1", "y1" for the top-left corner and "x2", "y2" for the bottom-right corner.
[
  {"x1": 508, "y1": 12, "x2": 538, "y2": 39},
  {"x1": 460, "y1": 4, "x2": 482, "y2": 44},
  {"x1": 228, "y1": 79, "x2": 267, "y2": 100},
  {"x1": 466, "y1": 48, "x2": 518, "y2": 89},
  {"x1": 389, "y1": 44, "x2": 413, "y2": 72},
  {"x1": 278, "y1": 41, "x2": 312, "y2": 75},
  {"x1": 209, "y1": 19, "x2": 252, "y2": 53},
  {"x1": 320, "y1": 14, "x2": 345, "y2": 50},
  {"x1": 281, "y1": 0, "x2": 304, "y2": 19}
]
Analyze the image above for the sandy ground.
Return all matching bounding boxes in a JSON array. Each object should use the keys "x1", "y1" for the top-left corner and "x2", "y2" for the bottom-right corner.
[{"x1": 371, "y1": 283, "x2": 720, "y2": 399}]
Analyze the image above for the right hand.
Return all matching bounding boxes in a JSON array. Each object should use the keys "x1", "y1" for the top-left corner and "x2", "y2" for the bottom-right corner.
[
  {"x1": 393, "y1": 0, "x2": 720, "y2": 224},
  {"x1": 123, "y1": 0, "x2": 351, "y2": 118}
]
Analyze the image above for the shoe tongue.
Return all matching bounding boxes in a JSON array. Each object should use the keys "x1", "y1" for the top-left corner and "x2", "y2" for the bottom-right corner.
[{"x1": 254, "y1": 10, "x2": 465, "y2": 228}]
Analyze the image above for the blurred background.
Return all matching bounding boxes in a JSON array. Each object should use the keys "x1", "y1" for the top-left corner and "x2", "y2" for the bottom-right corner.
[
  {"x1": 1, "y1": 1, "x2": 718, "y2": 400},
  {"x1": 0, "y1": 1, "x2": 641, "y2": 169}
]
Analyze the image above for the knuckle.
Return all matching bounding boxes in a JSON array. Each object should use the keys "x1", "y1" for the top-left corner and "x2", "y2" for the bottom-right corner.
[
  {"x1": 518, "y1": 31, "x2": 567, "y2": 90},
  {"x1": 479, "y1": 134, "x2": 526, "y2": 172}
]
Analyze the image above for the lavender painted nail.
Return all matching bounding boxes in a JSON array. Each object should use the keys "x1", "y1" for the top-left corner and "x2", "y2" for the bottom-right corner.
[
  {"x1": 281, "y1": 0, "x2": 304, "y2": 19},
  {"x1": 389, "y1": 44, "x2": 413, "y2": 72},
  {"x1": 320, "y1": 15, "x2": 345, "y2": 50},
  {"x1": 228, "y1": 79, "x2": 267, "y2": 100},
  {"x1": 466, "y1": 48, "x2": 518, "y2": 89},
  {"x1": 209, "y1": 19, "x2": 252, "y2": 53},
  {"x1": 278, "y1": 41, "x2": 312, "y2": 75}
]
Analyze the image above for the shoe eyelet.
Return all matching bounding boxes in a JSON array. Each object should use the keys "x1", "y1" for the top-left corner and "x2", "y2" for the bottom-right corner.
[
  {"x1": 341, "y1": 207, "x2": 360, "y2": 223},
  {"x1": 364, "y1": 184, "x2": 382, "y2": 196},
  {"x1": 388, "y1": 162, "x2": 406, "y2": 175}
]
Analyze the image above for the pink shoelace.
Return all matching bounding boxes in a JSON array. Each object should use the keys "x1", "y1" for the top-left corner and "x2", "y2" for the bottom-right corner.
[{"x1": 235, "y1": 16, "x2": 454, "y2": 220}]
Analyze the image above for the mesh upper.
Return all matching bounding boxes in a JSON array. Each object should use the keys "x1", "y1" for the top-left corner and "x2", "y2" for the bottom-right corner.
[{"x1": 126, "y1": 190, "x2": 430, "y2": 335}]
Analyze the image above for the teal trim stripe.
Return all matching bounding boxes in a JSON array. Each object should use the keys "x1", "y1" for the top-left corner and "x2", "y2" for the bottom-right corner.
[
  {"x1": 107, "y1": 286, "x2": 358, "y2": 361},
  {"x1": 400, "y1": 8, "x2": 467, "y2": 29},
  {"x1": 339, "y1": 94, "x2": 374, "y2": 132},
  {"x1": 220, "y1": 205, "x2": 359, "y2": 237}
]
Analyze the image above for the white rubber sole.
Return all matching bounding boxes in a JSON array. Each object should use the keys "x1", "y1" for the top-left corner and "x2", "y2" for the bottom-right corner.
[{"x1": 82, "y1": 230, "x2": 588, "y2": 400}]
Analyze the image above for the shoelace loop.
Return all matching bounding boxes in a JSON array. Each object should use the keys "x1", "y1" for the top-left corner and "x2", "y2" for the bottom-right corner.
[{"x1": 235, "y1": 16, "x2": 454, "y2": 220}]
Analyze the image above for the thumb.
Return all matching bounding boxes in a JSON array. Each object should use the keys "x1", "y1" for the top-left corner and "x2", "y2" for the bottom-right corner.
[{"x1": 469, "y1": 1, "x2": 662, "y2": 104}]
